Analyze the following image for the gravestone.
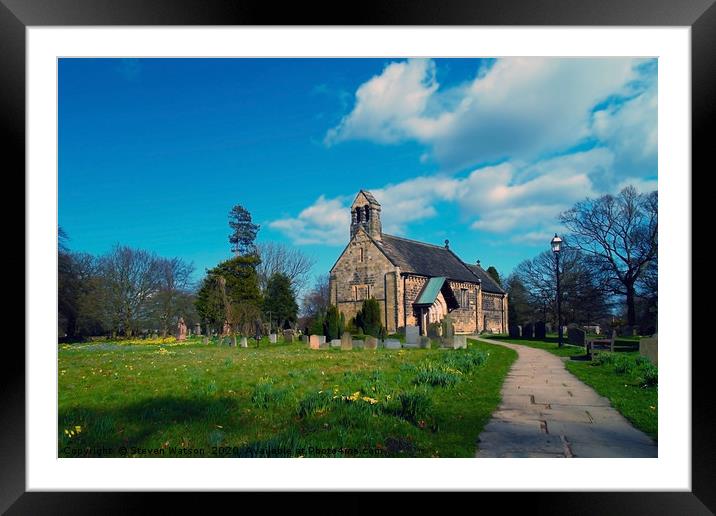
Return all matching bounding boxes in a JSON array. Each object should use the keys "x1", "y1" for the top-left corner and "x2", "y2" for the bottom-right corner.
[
  {"x1": 384, "y1": 339, "x2": 401, "y2": 349},
  {"x1": 240, "y1": 336, "x2": 248, "y2": 348},
  {"x1": 309, "y1": 335, "x2": 321, "y2": 350},
  {"x1": 405, "y1": 325, "x2": 419, "y2": 347},
  {"x1": 301, "y1": 335, "x2": 309, "y2": 344},
  {"x1": 269, "y1": 333, "x2": 277, "y2": 344},
  {"x1": 508, "y1": 324, "x2": 521, "y2": 338},
  {"x1": 522, "y1": 322, "x2": 534, "y2": 339},
  {"x1": 639, "y1": 334, "x2": 658, "y2": 365},
  {"x1": 419, "y1": 336, "x2": 431, "y2": 349},
  {"x1": 427, "y1": 324, "x2": 441, "y2": 338},
  {"x1": 231, "y1": 335, "x2": 237, "y2": 348},
  {"x1": 317, "y1": 336, "x2": 326, "y2": 346},
  {"x1": 364, "y1": 336, "x2": 378, "y2": 350},
  {"x1": 194, "y1": 323, "x2": 201, "y2": 336},
  {"x1": 283, "y1": 330, "x2": 295, "y2": 343},
  {"x1": 453, "y1": 335, "x2": 467, "y2": 349},
  {"x1": 562, "y1": 326, "x2": 568, "y2": 337},
  {"x1": 567, "y1": 326, "x2": 586, "y2": 346},
  {"x1": 534, "y1": 321, "x2": 546, "y2": 339},
  {"x1": 177, "y1": 317, "x2": 187, "y2": 341},
  {"x1": 202, "y1": 336, "x2": 209, "y2": 345},
  {"x1": 330, "y1": 339, "x2": 341, "y2": 349},
  {"x1": 341, "y1": 332, "x2": 353, "y2": 350}
]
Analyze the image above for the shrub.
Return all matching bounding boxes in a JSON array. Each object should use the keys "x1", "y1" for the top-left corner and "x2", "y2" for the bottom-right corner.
[
  {"x1": 414, "y1": 362, "x2": 462, "y2": 387},
  {"x1": 442, "y1": 349, "x2": 488, "y2": 373},
  {"x1": 592, "y1": 352, "x2": 615, "y2": 366},
  {"x1": 296, "y1": 390, "x2": 333, "y2": 418},
  {"x1": 395, "y1": 390, "x2": 432, "y2": 423},
  {"x1": 323, "y1": 305, "x2": 343, "y2": 341},
  {"x1": 613, "y1": 356, "x2": 634, "y2": 375},
  {"x1": 637, "y1": 363, "x2": 658, "y2": 387},
  {"x1": 251, "y1": 377, "x2": 286, "y2": 408}
]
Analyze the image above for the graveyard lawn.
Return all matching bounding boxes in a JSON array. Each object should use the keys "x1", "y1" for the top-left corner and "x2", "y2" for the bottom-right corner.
[
  {"x1": 489, "y1": 336, "x2": 657, "y2": 440},
  {"x1": 58, "y1": 337, "x2": 517, "y2": 458}
]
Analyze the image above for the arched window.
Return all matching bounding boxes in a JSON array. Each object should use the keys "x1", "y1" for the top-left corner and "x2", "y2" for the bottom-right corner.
[
  {"x1": 364, "y1": 205, "x2": 370, "y2": 222},
  {"x1": 355, "y1": 208, "x2": 362, "y2": 223}
]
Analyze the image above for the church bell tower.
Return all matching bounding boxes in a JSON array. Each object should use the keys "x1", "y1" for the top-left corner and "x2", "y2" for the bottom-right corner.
[{"x1": 350, "y1": 190, "x2": 382, "y2": 241}]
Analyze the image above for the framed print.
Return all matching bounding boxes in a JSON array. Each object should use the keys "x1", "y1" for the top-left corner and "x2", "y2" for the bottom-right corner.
[{"x1": 3, "y1": 0, "x2": 712, "y2": 512}]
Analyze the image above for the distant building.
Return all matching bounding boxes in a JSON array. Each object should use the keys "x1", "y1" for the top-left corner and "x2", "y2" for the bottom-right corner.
[{"x1": 329, "y1": 190, "x2": 508, "y2": 335}]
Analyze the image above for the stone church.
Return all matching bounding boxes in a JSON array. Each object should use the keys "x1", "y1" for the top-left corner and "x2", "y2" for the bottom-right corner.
[{"x1": 329, "y1": 190, "x2": 508, "y2": 335}]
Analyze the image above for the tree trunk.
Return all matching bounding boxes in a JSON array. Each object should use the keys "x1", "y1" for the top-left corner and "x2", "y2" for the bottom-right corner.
[{"x1": 626, "y1": 282, "x2": 636, "y2": 327}]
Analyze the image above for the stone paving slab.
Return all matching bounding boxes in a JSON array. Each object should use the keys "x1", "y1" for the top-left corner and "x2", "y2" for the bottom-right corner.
[{"x1": 474, "y1": 337, "x2": 657, "y2": 458}]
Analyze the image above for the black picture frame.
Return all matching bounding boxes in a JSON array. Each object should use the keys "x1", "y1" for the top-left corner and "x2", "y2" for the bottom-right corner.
[{"x1": 3, "y1": 0, "x2": 711, "y2": 513}]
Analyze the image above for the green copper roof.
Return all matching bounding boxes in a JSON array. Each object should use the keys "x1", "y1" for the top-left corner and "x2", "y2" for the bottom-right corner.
[{"x1": 415, "y1": 277, "x2": 447, "y2": 305}]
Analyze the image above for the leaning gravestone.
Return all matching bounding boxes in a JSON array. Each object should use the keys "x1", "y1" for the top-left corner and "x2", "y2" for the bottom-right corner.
[
  {"x1": 419, "y1": 336, "x2": 431, "y2": 349},
  {"x1": 522, "y1": 323, "x2": 534, "y2": 339},
  {"x1": 384, "y1": 339, "x2": 401, "y2": 349},
  {"x1": 341, "y1": 332, "x2": 352, "y2": 350},
  {"x1": 309, "y1": 335, "x2": 321, "y2": 350},
  {"x1": 508, "y1": 324, "x2": 521, "y2": 338},
  {"x1": 364, "y1": 336, "x2": 378, "y2": 350},
  {"x1": 534, "y1": 321, "x2": 546, "y2": 339},
  {"x1": 405, "y1": 325, "x2": 419, "y2": 347},
  {"x1": 330, "y1": 339, "x2": 341, "y2": 349},
  {"x1": 240, "y1": 336, "x2": 248, "y2": 348},
  {"x1": 269, "y1": 333, "x2": 277, "y2": 344},
  {"x1": 567, "y1": 326, "x2": 586, "y2": 346},
  {"x1": 639, "y1": 334, "x2": 658, "y2": 366},
  {"x1": 453, "y1": 335, "x2": 467, "y2": 349}
]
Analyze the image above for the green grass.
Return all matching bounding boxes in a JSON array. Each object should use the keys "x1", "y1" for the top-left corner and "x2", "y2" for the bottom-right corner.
[
  {"x1": 58, "y1": 336, "x2": 516, "y2": 457},
  {"x1": 485, "y1": 336, "x2": 657, "y2": 440}
]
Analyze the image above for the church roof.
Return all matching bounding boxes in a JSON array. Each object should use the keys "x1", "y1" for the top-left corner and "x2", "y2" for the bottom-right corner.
[
  {"x1": 375, "y1": 234, "x2": 481, "y2": 283},
  {"x1": 358, "y1": 189, "x2": 381, "y2": 206},
  {"x1": 464, "y1": 263, "x2": 506, "y2": 294}
]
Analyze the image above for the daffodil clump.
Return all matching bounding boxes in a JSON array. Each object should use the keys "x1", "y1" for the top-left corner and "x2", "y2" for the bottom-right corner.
[{"x1": 63, "y1": 425, "x2": 82, "y2": 438}]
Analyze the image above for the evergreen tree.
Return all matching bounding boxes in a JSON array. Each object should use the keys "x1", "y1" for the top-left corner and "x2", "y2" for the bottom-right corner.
[
  {"x1": 228, "y1": 204, "x2": 260, "y2": 256},
  {"x1": 355, "y1": 297, "x2": 383, "y2": 337},
  {"x1": 263, "y1": 272, "x2": 298, "y2": 330},
  {"x1": 323, "y1": 305, "x2": 343, "y2": 340},
  {"x1": 486, "y1": 266, "x2": 502, "y2": 286}
]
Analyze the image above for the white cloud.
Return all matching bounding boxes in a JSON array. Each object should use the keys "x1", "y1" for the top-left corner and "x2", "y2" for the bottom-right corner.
[
  {"x1": 269, "y1": 195, "x2": 349, "y2": 246},
  {"x1": 326, "y1": 57, "x2": 645, "y2": 173}
]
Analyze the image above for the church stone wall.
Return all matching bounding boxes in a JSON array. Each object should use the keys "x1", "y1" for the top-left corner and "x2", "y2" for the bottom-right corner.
[
  {"x1": 482, "y1": 292, "x2": 506, "y2": 333},
  {"x1": 330, "y1": 229, "x2": 399, "y2": 332},
  {"x1": 447, "y1": 280, "x2": 479, "y2": 334}
]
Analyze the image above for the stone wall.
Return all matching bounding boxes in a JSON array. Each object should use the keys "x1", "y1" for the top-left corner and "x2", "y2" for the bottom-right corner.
[
  {"x1": 330, "y1": 229, "x2": 400, "y2": 332},
  {"x1": 447, "y1": 280, "x2": 479, "y2": 333},
  {"x1": 482, "y1": 292, "x2": 506, "y2": 333}
]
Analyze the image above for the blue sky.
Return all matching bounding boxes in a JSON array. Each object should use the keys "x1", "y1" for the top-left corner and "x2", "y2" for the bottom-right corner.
[{"x1": 59, "y1": 58, "x2": 657, "y2": 292}]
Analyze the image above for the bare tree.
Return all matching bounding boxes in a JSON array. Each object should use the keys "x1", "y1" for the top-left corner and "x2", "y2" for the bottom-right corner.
[
  {"x1": 559, "y1": 186, "x2": 657, "y2": 326},
  {"x1": 256, "y1": 242, "x2": 316, "y2": 296},
  {"x1": 152, "y1": 257, "x2": 195, "y2": 337},
  {"x1": 299, "y1": 274, "x2": 331, "y2": 330},
  {"x1": 95, "y1": 245, "x2": 162, "y2": 337}
]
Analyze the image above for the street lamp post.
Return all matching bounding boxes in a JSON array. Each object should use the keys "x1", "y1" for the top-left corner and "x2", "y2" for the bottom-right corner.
[{"x1": 551, "y1": 234, "x2": 564, "y2": 348}]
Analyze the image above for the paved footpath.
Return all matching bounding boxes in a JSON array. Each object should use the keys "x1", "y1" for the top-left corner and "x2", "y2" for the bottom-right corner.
[{"x1": 474, "y1": 338, "x2": 657, "y2": 458}]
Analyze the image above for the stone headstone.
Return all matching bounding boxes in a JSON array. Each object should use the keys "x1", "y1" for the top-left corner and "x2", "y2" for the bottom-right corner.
[
  {"x1": 405, "y1": 325, "x2": 419, "y2": 347},
  {"x1": 427, "y1": 324, "x2": 441, "y2": 338},
  {"x1": 567, "y1": 326, "x2": 586, "y2": 346},
  {"x1": 283, "y1": 330, "x2": 295, "y2": 343},
  {"x1": 330, "y1": 339, "x2": 341, "y2": 349},
  {"x1": 562, "y1": 326, "x2": 568, "y2": 337},
  {"x1": 194, "y1": 323, "x2": 201, "y2": 336},
  {"x1": 508, "y1": 324, "x2": 521, "y2": 338},
  {"x1": 341, "y1": 332, "x2": 352, "y2": 350},
  {"x1": 318, "y1": 336, "x2": 326, "y2": 345},
  {"x1": 534, "y1": 321, "x2": 546, "y2": 339},
  {"x1": 639, "y1": 334, "x2": 658, "y2": 365},
  {"x1": 419, "y1": 336, "x2": 431, "y2": 349},
  {"x1": 453, "y1": 335, "x2": 467, "y2": 349},
  {"x1": 269, "y1": 333, "x2": 277, "y2": 344},
  {"x1": 231, "y1": 335, "x2": 237, "y2": 347},
  {"x1": 309, "y1": 335, "x2": 321, "y2": 350},
  {"x1": 301, "y1": 335, "x2": 309, "y2": 344},
  {"x1": 177, "y1": 317, "x2": 188, "y2": 341},
  {"x1": 384, "y1": 339, "x2": 401, "y2": 350},
  {"x1": 442, "y1": 317, "x2": 454, "y2": 339},
  {"x1": 202, "y1": 336, "x2": 209, "y2": 345},
  {"x1": 240, "y1": 336, "x2": 248, "y2": 348},
  {"x1": 522, "y1": 322, "x2": 534, "y2": 339},
  {"x1": 364, "y1": 336, "x2": 378, "y2": 350}
]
